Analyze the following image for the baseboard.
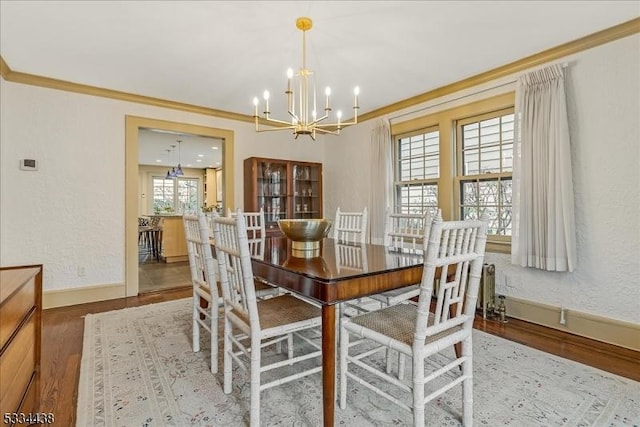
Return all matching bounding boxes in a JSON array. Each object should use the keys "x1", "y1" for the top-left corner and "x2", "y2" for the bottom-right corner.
[
  {"x1": 504, "y1": 296, "x2": 640, "y2": 352},
  {"x1": 43, "y1": 282, "x2": 126, "y2": 309}
]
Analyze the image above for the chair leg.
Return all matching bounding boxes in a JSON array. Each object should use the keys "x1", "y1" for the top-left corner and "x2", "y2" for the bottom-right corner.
[
  {"x1": 192, "y1": 297, "x2": 200, "y2": 352},
  {"x1": 398, "y1": 353, "x2": 406, "y2": 380},
  {"x1": 211, "y1": 305, "x2": 218, "y2": 374},
  {"x1": 250, "y1": 335, "x2": 262, "y2": 427},
  {"x1": 223, "y1": 316, "x2": 233, "y2": 394},
  {"x1": 287, "y1": 334, "x2": 293, "y2": 360},
  {"x1": 462, "y1": 336, "x2": 473, "y2": 426},
  {"x1": 412, "y1": 353, "x2": 425, "y2": 427}
]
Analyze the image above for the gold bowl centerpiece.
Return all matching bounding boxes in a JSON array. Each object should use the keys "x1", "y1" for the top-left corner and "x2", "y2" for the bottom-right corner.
[{"x1": 278, "y1": 219, "x2": 332, "y2": 255}]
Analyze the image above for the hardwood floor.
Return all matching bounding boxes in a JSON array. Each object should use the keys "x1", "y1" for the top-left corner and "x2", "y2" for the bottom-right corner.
[
  {"x1": 138, "y1": 259, "x2": 191, "y2": 294},
  {"x1": 39, "y1": 289, "x2": 639, "y2": 426}
]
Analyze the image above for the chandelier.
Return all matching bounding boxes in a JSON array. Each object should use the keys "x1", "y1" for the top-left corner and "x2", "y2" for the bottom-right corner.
[
  {"x1": 253, "y1": 17, "x2": 360, "y2": 140},
  {"x1": 165, "y1": 140, "x2": 184, "y2": 179}
]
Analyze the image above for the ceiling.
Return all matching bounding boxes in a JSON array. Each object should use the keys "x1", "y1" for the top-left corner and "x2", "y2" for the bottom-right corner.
[
  {"x1": 1, "y1": 1, "x2": 638, "y2": 138},
  {"x1": 138, "y1": 128, "x2": 222, "y2": 169}
]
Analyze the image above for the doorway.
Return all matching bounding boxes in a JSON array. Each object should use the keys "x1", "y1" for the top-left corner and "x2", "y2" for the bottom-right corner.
[
  {"x1": 125, "y1": 116, "x2": 235, "y2": 297},
  {"x1": 137, "y1": 129, "x2": 223, "y2": 293}
]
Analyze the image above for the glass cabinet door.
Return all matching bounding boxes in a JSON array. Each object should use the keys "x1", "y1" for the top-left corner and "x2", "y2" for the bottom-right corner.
[
  {"x1": 292, "y1": 163, "x2": 321, "y2": 219},
  {"x1": 257, "y1": 160, "x2": 288, "y2": 230}
]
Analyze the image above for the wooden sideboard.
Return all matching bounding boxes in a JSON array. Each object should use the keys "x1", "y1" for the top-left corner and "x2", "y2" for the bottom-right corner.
[{"x1": 0, "y1": 265, "x2": 43, "y2": 422}]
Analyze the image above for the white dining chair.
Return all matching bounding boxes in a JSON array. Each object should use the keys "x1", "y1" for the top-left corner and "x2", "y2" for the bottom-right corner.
[
  {"x1": 212, "y1": 213, "x2": 323, "y2": 426},
  {"x1": 371, "y1": 208, "x2": 432, "y2": 307},
  {"x1": 332, "y1": 207, "x2": 368, "y2": 244},
  {"x1": 227, "y1": 208, "x2": 281, "y2": 299},
  {"x1": 339, "y1": 211, "x2": 489, "y2": 427},
  {"x1": 183, "y1": 211, "x2": 222, "y2": 373}
]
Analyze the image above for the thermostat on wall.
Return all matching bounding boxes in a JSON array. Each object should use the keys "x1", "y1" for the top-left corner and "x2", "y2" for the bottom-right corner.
[{"x1": 20, "y1": 159, "x2": 38, "y2": 171}]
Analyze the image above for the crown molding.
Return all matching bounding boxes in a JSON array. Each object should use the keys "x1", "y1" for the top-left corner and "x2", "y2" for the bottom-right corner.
[
  {"x1": 1, "y1": 17, "x2": 638, "y2": 123},
  {"x1": 0, "y1": 56, "x2": 10, "y2": 79},
  {"x1": 0, "y1": 59, "x2": 254, "y2": 124},
  {"x1": 357, "y1": 17, "x2": 640, "y2": 122}
]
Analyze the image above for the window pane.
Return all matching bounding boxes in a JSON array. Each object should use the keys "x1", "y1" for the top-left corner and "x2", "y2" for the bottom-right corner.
[
  {"x1": 153, "y1": 177, "x2": 174, "y2": 212},
  {"x1": 177, "y1": 178, "x2": 199, "y2": 213},
  {"x1": 397, "y1": 183, "x2": 438, "y2": 215},
  {"x1": 462, "y1": 123, "x2": 479, "y2": 149},
  {"x1": 399, "y1": 159, "x2": 411, "y2": 180},
  {"x1": 462, "y1": 150, "x2": 479, "y2": 175},
  {"x1": 460, "y1": 177, "x2": 512, "y2": 236},
  {"x1": 462, "y1": 206, "x2": 478, "y2": 220},
  {"x1": 461, "y1": 111, "x2": 515, "y2": 176},
  {"x1": 478, "y1": 180, "x2": 499, "y2": 205},
  {"x1": 396, "y1": 129, "x2": 440, "y2": 214},
  {"x1": 502, "y1": 146, "x2": 513, "y2": 172},
  {"x1": 462, "y1": 181, "x2": 478, "y2": 205},
  {"x1": 500, "y1": 179, "x2": 512, "y2": 205}
]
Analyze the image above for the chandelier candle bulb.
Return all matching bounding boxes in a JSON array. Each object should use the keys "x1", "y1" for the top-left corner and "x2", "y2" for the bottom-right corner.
[
  {"x1": 263, "y1": 90, "x2": 270, "y2": 115},
  {"x1": 325, "y1": 87, "x2": 331, "y2": 110}
]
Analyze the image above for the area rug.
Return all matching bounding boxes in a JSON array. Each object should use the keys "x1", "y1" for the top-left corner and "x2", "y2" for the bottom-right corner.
[{"x1": 77, "y1": 298, "x2": 640, "y2": 426}]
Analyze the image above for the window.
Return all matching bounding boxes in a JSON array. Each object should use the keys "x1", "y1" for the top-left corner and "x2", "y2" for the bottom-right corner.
[
  {"x1": 456, "y1": 108, "x2": 514, "y2": 237},
  {"x1": 390, "y1": 92, "x2": 515, "y2": 252},
  {"x1": 394, "y1": 128, "x2": 439, "y2": 216},
  {"x1": 152, "y1": 177, "x2": 199, "y2": 213}
]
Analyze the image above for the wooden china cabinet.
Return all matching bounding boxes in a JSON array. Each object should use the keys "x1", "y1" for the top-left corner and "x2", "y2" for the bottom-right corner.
[{"x1": 243, "y1": 157, "x2": 323, "y2": 235}]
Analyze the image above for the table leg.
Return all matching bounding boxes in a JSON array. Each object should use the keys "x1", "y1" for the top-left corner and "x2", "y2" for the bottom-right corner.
[{"x1": 321, "y1": 304, "x2": 336, "y2": 427}]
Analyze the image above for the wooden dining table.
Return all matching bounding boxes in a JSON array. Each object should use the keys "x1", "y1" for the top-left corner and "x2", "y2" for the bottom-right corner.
[{"x1": 251, "y1": 237, "x2": 425, "y2": 427}]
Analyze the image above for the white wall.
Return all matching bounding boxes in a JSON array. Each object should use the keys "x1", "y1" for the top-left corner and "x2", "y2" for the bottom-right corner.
[
  {"x1": 322, "y1": 35, "x2": 640, "y2": 324},
  {"x1": 0, "y1": 81, "x2": 324, "y2": 291}
]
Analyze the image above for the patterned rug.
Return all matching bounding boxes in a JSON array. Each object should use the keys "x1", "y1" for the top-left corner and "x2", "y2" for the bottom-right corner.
[{"x1": 77, "y1": 298, "x2": 640, "y2": 426}]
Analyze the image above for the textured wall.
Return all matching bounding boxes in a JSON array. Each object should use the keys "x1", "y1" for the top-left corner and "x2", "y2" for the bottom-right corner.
[
  {"x1": 322, "y1": 35, "x2": 640, "y2": 323},
  {"x1": 0, "y1": 82, "x2": 324, "y2": 291}
]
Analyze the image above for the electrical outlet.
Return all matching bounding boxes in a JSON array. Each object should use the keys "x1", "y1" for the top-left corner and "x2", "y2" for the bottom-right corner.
[{"x1": 77, "y1": 266, "x2": 86, "y2": 277}]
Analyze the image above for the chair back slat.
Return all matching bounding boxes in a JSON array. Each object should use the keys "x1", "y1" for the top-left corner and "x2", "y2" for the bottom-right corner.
[
  {"x1": 213, "y1": 212, "x2": 259, "y2": 328},
  {"x1": 333, "y1": 207, "x2": 368, "y2": 244},
  {"x1": 383, "y1": 208, "x2": 431, "y2": 250},
  {"x1": 183, "y1": 212, "x2": 219, "y2": 300},
  {"x1": 415, "y1": 210, "x2": 488, "y2": 340},
  {"x1": 228, "y1": 208, "x2": 266, "y2": 259}
]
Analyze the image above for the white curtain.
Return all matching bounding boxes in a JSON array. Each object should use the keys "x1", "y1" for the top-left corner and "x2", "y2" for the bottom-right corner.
[
  {"x1": 369, "y1": 119, "x2": 393, "y2": 244},
  {"x1": 512, "y1": 64, "x2": 577, "y2": 272}
]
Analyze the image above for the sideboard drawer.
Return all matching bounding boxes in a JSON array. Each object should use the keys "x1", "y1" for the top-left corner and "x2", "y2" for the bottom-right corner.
[
  {"x1": 0, "y1": 313, "x2": 36, "y2": 415},
  {"x1": 0, "y1": 271, "x2": 36, "y2": 351}
]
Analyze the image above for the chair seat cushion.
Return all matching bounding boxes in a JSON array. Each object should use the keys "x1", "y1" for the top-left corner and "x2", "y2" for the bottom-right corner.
[
  {"x1": 346, "y1": 304, "x2": 462, "y2": 347},
  {"x1": 256, "y1": 295, "x2": 321, "y2": 332}
]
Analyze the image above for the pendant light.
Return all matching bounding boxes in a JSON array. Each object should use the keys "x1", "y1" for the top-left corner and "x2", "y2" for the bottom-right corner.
[
  {"x1": 165, "y1": 148, "x2": 176, "y2": 179},
  {"x1": 175, "y1": 139, "x2": 184, "y2": 176}
]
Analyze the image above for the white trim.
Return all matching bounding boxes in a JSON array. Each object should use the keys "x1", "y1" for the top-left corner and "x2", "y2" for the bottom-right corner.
[{"x1": 43, "y1": 283, "x2": 125, "y2": 309}]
